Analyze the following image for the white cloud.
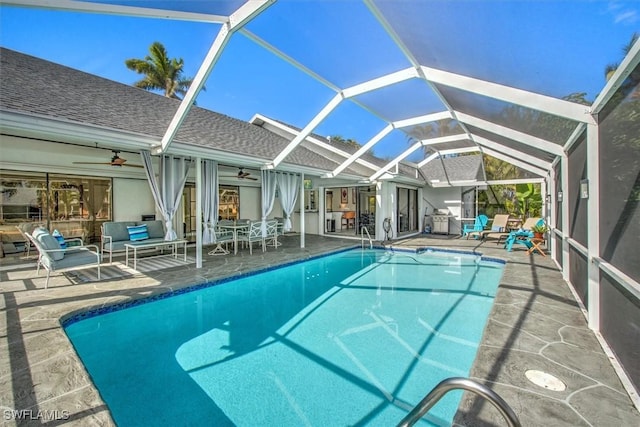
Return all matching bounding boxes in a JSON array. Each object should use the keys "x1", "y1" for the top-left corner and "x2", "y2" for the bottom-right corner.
[
  {"x1": 614, "y1": 9, "x2": 638, "y2": 24},
  {"x1": 608, "y1": 1, "x2": 639, "y2": 24}
]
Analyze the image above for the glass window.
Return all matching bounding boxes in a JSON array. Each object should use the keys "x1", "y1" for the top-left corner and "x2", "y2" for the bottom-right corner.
[
  {"x1": 219, "y1": 185, "x2": 239, "y2": 220},
  {"x1": 0, "y1": 171, "x2": 111, "y2": 245}
]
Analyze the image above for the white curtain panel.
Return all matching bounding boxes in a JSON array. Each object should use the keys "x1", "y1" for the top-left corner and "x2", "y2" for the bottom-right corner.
[
  {"x1": 201, "y1": 159, "x2": 219, "y2": 245},
  {"x1": 261, "y1": 169, "x2": 278, "y2": 237},
  {"x1": 276, "y1": 172, "x2": 300, "y2": 231},
  {"x1": 140, "y1": 150, "x2": 191, "y2": 241}
]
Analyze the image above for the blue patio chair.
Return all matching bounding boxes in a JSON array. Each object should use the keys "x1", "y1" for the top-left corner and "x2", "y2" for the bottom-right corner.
[{"x1": 462, "y1": 214, "x2": 489, "y2": 239}]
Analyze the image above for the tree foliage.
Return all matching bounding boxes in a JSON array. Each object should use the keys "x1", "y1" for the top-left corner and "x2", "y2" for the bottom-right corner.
[{"x1": 125, "y1": 42, "x2": 197, "y2": 100}]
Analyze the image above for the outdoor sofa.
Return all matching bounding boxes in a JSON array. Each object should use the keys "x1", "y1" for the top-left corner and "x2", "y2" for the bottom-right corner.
[{"x1": 101, "y1": 220, "x2": 165, "y2": 263}]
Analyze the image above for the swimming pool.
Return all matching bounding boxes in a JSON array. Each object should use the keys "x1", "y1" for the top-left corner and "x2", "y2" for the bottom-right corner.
[{"x1": 64, "y1": 248, "x2": 504, "y2": 426}]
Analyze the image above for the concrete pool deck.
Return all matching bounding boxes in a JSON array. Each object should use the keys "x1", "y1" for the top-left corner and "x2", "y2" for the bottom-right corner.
[{"x1": 1, "y1": 234, "x2": 638, "y2": 426}]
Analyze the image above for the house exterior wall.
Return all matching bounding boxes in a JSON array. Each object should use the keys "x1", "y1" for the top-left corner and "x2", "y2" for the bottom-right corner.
[
  {"x1": 112, "y1": 178, "x2": 155, "y2": 221},
  {"x1": 422, "y1": 185, "x2": 463, "y2": 235}
]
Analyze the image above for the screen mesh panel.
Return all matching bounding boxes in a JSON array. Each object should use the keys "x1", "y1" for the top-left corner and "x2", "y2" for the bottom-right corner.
[
  {"x1": 600, "y1": 271, "x2": 640, "y2": 392},
  {"x1": 599, "y1": 66, "x2": 640, "y2": 283},
  {"x1": 245, "y1": 1, "x2": 411, "y2": 89},
  {"x1": 568, "y1": 135, "x2": 587, "y2": 247},
  {"x1": 434, "y1": 84, "x2": 578, "y2": 145},
  {"x1": 569, "y1": 246, "x2": 588, "y2": 306},
  {"x1": 467, "y1": 125, "x2": 557, "y2": 164}
]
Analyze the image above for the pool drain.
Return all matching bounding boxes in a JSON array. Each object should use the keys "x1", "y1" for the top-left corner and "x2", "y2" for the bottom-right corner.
[{"x1": 525, "y1": 369, "x2": 566, "y2": 391}]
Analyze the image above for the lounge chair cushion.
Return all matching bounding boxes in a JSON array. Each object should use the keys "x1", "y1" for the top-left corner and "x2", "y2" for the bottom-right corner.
[
  {"x1": 491, "y1": 225, "x2": 504, "y2": 232},
  {"x1": 38, "y1": 234, "x2": 64, "y2": 261},
  {"x1": 41, "y1": 248, "x2": 97, "y2": 270},
  {"x1": 127, "y1": 224, "x2": 149, "y2": 241}
]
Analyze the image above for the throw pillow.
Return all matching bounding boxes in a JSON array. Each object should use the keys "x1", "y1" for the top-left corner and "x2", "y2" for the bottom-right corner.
[
  {"x1": 127, "y1": 224, "x2": 149, "y2": 241},
  {"x1": 51, "y1": 229, "x2": 67, "y2": 249}
]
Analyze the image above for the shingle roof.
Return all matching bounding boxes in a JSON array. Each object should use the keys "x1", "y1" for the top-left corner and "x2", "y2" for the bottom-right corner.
[
  {"x1": 0, "y1": 47, "x2": 376, "y2": 178},
  {"x1": 419, "y1": 154, "x2": 486, "y2": 183}
]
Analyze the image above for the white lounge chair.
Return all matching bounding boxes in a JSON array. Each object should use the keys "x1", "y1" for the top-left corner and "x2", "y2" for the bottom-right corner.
[{"x1": 27, "y1": 228, "x2": 100, "y2": 289}]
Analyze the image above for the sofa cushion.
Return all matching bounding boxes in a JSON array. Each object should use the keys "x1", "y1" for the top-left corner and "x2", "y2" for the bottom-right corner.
[
  {"x1": 102, "y1": 221, "x2": 136, "y2": 242},
  {"x1": 139, "y1": 220, "x2": 164, "y2": 240},
  {"x1": 127, "y1": 224, "x2": 149, "y2": 241}
]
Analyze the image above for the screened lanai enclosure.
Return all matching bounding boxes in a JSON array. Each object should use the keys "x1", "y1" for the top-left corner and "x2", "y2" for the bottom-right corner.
[{"x1": 1, "y1": 0, "x2": 639, "y2": 421}]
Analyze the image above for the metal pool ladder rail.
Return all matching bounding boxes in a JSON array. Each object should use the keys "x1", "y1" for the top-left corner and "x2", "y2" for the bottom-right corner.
[
  {"x1": 397, "y1": 377, "x2": 522, "y2": 427},
  {"x1": 361, "y1": 226, "x2": 373, "y2": 249}
]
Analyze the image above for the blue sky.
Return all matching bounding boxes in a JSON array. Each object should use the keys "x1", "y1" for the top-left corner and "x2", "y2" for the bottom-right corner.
[{"x1": 1, "y1": 1, "x2": 638, "y2": 160}]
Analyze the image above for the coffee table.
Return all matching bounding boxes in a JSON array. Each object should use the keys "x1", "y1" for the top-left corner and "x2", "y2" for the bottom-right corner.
[{"x1": 124, "y1": 239, "x2": 188, "y2": 270}]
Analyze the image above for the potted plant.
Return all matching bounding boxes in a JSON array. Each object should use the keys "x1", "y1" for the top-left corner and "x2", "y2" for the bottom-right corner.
[{"x1": 530, "y1": 223, "x2": 548, "y2": 239}]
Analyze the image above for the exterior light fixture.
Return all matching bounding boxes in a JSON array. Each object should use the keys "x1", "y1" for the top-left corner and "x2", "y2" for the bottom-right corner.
[
  {"x1": 580, "y1": 179, "x2": 589, "y2": 199},
  {"x1": 557, "y1": 191, "x2": 563, "y2": 202}
]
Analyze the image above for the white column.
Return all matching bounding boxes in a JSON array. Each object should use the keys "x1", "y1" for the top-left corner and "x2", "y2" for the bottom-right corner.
[
  {"x1": 195, "y1": 157, "x2": 202, "y2": 268},
  {"x1": 300, "y1": 173, "x2": 305, "y2": 248},
  {"x1": 586, "y1": 122, "x2": 600, "y2": 331},
  {"x1": 548, "y1": 171, "x2": 557, "y2": 262},
  {"x1": 561, "y1": 153, "x2": 570, "y2": 282}
]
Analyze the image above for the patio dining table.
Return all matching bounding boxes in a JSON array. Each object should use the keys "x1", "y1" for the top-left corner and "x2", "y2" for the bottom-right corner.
[{"x1": 218, "y1": 223, "x2": 250, "y2": 255}]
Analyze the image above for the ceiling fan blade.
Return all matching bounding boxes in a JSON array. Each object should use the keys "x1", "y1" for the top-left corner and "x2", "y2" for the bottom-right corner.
[
  {"x1": 121, "y1": 164, "x2": 144, "y2": 168},
  {"x1": 72, "y1": 162, "x2": 112, "y2": 165},
  {"x1": 245, "y1": 176, "x2": 258, "y2": 181}
]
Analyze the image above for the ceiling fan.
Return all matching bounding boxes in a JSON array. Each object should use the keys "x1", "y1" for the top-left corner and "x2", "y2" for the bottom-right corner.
[
  {"x1": 222, "y1": 167, "x2": 258, "y2": 181},
  {"x1": 238, "y1": 168, "x2": 258, "y2": 180},
  {"x1": 72, "y1": 150, "x2": 144, "y2": 168}
]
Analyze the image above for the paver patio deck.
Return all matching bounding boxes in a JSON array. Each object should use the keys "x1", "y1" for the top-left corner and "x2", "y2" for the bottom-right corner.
[{"x1": 1, "y1": 233, "x2": 638, "y2": 426}]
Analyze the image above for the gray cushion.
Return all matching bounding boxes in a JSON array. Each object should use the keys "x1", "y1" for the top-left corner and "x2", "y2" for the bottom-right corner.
[
  {"x1": 138, "y1": 220, "x2": 164, "y2": 239},
  {"x1": 43, "y1": 249, "x2": 98, "y2": 270},
  {"x1": 38, "y1": 234, "x2": 64, "y2": 261},
  {"x1": 102, "y1": 221, "x2": 136, "y2": 242}
]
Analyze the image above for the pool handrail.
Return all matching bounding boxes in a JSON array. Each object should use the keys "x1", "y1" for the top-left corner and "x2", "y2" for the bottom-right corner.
[
  {"x1": 396, "y1": 377, "x2": 522, "y2": 427},
  {"x1": 360, "y1": 226, "x2": 372, "y2": 249}
]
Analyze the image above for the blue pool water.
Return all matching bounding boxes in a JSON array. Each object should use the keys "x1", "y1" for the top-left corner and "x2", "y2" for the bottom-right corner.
[{"x1": 64, "y1": 248, "x2": 504, "y2": 426}]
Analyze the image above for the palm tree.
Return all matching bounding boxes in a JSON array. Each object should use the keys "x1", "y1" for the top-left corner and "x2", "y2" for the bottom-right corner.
[
  {"x1": 125, "y1": 42, "x2": 196, "y2": 100},
  {"x1": 605, "y1": 32, "x2": 638, "y2": 81}
]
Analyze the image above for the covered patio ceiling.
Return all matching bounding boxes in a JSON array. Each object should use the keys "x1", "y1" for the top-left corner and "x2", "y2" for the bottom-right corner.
[{"x1": 4, "y1": 0, "x2": 639, "y2": 183}]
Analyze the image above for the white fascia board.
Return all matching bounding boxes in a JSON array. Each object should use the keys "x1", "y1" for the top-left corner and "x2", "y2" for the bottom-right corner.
[
  {"x1": 472, "y1": 134, "x2": 552, "y2": 170},
  {"x1": 269, "y1": 93, "x2": 344, "y2": 169},
  {"x1": 456, "y1": 111, "x2": 564, "y2": 156},
  {"x1": 369, "y1": 140, "x2": 422, "y2": 181},
  {"x1": 392, "y1": 111, "x2": 452, "y2": 128},
  {"x1": 342, "y1": 67, "x2": 419, "y2": 98},
  {"x1": 421, "y1": 133, "x2": 469, "y2": 146},
  {"x1": 438, "y1": 147, "x2": 481, "y2": 156},
  {"x1": 156, "y1": 1, "x2": 273, "y2": 154},
  {"x1": 325, "y1": 124, "x2": 394, "y2": 178},
  {"x1": 417, "y1": 152, "x2": 440, "y2": 168},
  {"x1": 422, "y1": 66, "x2": 595, "y2": 125},
  {"x1": 0, "y1": 110, "x2": 158, "y2": 150},
  {"x1": 240, "y1": 29, "x2": 341, "y2": 93},
  {"x1": 2, "y1": 0, "x2": 227, "y2": 23},
  {"x1": 486, "y1": 178, "x2": 545, "y2": 185},
  {"x1": 592, "y1": 39, "x2": 640, "y2": 114},
  {"x1": 481, "y1": 147, "x2": 547, "y2": 177}
]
